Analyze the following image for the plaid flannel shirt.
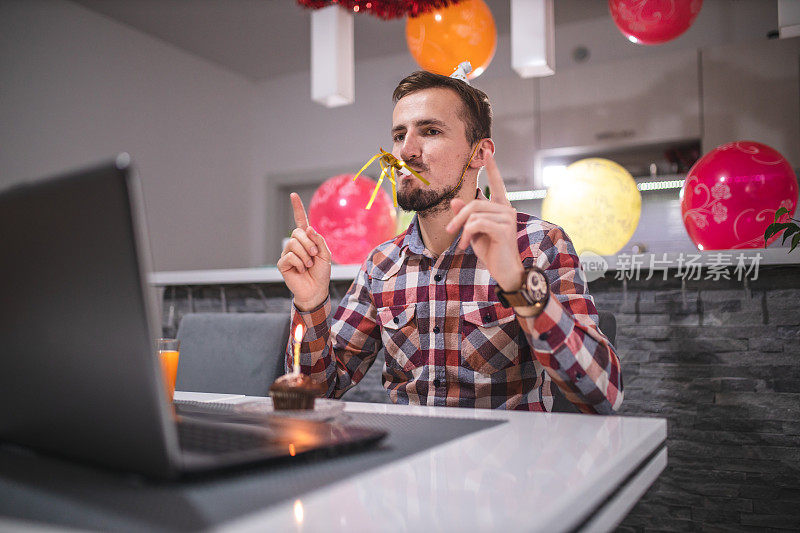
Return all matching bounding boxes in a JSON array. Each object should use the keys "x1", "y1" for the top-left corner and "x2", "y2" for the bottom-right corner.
[{"x1": 287, "y1": 208, "x2": 623, "y2": 414}]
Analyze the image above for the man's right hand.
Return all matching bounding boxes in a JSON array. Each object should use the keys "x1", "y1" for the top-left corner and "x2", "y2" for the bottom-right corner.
[{"x1": 277, "y1": 193, "x2": 332, "y2": 311}]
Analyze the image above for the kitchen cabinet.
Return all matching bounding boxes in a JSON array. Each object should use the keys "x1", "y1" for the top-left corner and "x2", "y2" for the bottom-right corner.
[
  {"x1": 538, "y1": 49, "x2": 701, "y2": 151},
  {"x1": 701, "y1": 36, "x2": 800, "y2": 166}
]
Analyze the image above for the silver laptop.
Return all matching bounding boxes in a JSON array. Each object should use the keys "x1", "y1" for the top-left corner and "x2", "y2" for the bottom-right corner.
[{"x1": 0, "y1": 156, "x2": 385, "y2": 479}]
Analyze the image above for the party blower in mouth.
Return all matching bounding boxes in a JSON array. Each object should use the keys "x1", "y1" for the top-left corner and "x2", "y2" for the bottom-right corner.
[{"x1": 352, "y1": 149, "x2": 429, "y2": 209}]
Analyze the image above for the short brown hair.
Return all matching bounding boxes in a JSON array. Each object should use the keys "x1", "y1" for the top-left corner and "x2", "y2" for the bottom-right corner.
[{"x1": 392, "y1": 71, "x2": 492, "y2": 145}]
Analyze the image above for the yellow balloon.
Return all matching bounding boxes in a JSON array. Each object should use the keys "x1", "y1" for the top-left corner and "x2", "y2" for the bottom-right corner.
[{"x1": 541, "y1": 158, "x2": 641, "y2": 256}]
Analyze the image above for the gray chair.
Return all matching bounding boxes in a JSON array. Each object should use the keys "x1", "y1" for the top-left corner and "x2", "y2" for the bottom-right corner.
[
  {"x1": 598, "y1": 311, "x2": 617, "y2": 347},
  {"x1": 175, "y1": 312, "x2": 289, "y2": 396},
  {"x1": 550, "y1": 311, "x2": 616, "y2": 413}
]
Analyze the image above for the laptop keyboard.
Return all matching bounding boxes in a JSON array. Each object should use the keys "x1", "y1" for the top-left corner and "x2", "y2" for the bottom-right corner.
[
  {"x1": 173, "y1": 399, "x2": 240, "y2": 415},
  {"x1": 177, "y1": 420, "x2": 271, "y2": 454}
]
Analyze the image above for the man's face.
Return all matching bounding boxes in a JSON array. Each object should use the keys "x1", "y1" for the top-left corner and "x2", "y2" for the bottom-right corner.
[{"x1": 391, "y1": 88, "x2": 474, "y2": 214}]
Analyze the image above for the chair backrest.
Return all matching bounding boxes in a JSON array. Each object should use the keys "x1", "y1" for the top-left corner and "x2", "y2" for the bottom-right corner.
[
  {"x1": 550, "y1": 310, "x2": 617, "y2": 413},
  {"x1": 175, "y1": 312, "x2": 289, "y2": 396},
  {"x1": 598, "y1": 310, "x2": 617, "y2": 346}
]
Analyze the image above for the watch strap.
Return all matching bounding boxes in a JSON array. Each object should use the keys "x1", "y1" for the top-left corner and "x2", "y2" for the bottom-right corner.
[
  {"x1": 496, "y1": 289, "x2": 531, "y2": 308},
  {"x1": 496, "y1": 267, "x2": 549, "y2": 314},
  {"x1": 496, "y1": 268, "x2": 533, "y2": 308}
]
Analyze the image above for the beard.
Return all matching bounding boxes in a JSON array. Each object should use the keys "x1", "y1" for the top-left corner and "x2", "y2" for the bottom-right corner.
[
  {"x1": 396, "y1": 154, "x2": 470, "y2": 215},
  {"x1": 396, "y1": 179, "x2": 463, "y2": 215}
]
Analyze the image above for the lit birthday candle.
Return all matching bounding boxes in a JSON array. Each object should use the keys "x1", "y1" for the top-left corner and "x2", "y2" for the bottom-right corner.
[{"x1": 293, "y1": 323, "x2": 305, "y2": 376}]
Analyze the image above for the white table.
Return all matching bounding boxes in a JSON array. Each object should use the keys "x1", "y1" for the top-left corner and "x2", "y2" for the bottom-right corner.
[{"x1": 176, "y1": 391, "x2": 667, "y2": 533}]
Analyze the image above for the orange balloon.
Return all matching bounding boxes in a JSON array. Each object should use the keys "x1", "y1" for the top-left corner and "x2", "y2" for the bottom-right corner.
[{"x1": 405, "y1": 0, "x2": 497, "y2": 79}]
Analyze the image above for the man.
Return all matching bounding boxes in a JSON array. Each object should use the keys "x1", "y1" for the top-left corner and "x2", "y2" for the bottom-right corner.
[{"x1": 277, "y1": 70, "x2": 622, "y2": 414}]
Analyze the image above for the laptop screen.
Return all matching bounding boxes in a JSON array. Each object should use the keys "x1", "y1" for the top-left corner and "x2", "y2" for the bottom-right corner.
[{"x1": 0, "y1": 158, "x2": 179, "y2": 476}]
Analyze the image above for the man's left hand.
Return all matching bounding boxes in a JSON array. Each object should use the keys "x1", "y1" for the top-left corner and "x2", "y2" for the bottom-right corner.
[{"x1": 446, "y1": 153, "x2": 524, "y2": 293}]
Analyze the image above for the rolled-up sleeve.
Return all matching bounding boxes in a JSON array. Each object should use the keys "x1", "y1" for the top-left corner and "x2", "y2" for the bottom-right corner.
[
  {"x1": 517, "y1": 226, "x2": 624, "y2": 414},
  {"x1": 286, "y1": 264, "x2": 382, "y2": 398}
]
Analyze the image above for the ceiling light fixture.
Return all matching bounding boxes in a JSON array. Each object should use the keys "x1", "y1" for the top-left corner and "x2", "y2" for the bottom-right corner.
[
  {"x1": 311, "y1": 5, "x2": 354, "y2": 107},
  {"x1": 511, "y1": 0, "x2": 555, "y2": 78}
]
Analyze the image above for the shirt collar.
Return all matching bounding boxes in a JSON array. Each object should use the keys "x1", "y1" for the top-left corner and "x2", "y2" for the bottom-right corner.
[
  {"x1": 399, "y1": 188, "x2": 485, "y2": 257},
  {"x1": 400, "y1": 213, "x2": 426, "y2": 256}
]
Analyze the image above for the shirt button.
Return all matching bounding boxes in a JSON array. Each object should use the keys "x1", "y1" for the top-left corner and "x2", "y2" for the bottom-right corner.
[
  {"x1": 575, "y1": 372, "x2": 583, "y2": 380},
  {"x1": 433, "y1": 325, "x2": 441, "y2": 334},
  {"x1": 539, "y1": 332, "x2": 549, "y2": 341},
  {"x1": 484, "y1": 313, "x2": 491, "y2": 321},
  {"x1": 434, "y1": 274, "x2": 442, "y2": 282},
  {"x1": 433, "y1": 378, "x2": 443, "y2": 387},
  {"x1": 393, "y1": 317, "x2": 399, "y2": 324}
]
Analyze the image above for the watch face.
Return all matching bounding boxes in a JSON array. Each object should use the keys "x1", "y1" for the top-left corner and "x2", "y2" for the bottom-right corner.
[{"x1": 526, "y1": 270, "x2": 548, "y2": 302}]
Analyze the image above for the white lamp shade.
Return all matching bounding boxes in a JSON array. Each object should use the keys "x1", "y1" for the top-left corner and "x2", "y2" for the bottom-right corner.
[
  {"x1": 511, "y1": 0, "x2": 555, "y2": 78},
  {"x1": 779, "y1": 0, "x2": 800, "y2": 38},
  {"x1": 311, "y1": 5, "x2": 354, "y2": 107}
]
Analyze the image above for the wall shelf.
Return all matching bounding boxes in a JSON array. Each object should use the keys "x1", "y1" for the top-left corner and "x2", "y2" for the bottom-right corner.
[{"x1": 149, "y1": 249, "x2": 798, "y2": 286}]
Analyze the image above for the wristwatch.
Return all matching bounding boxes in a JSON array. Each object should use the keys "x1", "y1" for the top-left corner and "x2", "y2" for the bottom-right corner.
[{"x1": 495, "y1": 266, "x2": 550, "y2": 315}]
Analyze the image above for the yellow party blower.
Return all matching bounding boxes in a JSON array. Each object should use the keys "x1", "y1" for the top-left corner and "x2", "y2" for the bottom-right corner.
[{"x1": 353, "y1": 149, "x2": 429, "y2": 209}]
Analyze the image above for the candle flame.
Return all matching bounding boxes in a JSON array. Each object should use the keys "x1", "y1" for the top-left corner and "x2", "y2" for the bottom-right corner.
[{"x1": 294, "y1": 323, "x2": 305, "y2": 343}]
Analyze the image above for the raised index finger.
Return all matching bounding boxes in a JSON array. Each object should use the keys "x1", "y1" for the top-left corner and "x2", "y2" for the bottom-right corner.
[
  {"x1": 290, "y1": 192, "x2": 309, "y2": 229},
  {"x1": 485, "y1": 153, "x2": 511, "y2": 206}
]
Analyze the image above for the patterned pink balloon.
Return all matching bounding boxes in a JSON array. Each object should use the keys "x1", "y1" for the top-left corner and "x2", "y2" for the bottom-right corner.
[
  {"x1": 681, "y1": 141, "x2": 798, "y2": 250},
  {"x1": 308, "y1": 174, "x2": 398, "y2": 265},
  {"x1": 609, "y1": 0, "x2": 703, "y2": 45}
]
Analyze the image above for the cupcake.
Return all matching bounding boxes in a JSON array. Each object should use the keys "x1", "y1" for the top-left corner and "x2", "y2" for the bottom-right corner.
[{"x1": 269, "y1": 373, "x2": 326, "y2": 410}]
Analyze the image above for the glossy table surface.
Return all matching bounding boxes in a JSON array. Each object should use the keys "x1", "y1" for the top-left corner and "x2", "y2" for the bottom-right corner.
[{"x1": 173, "y1": 391, "x2": 667, "y2": 533}]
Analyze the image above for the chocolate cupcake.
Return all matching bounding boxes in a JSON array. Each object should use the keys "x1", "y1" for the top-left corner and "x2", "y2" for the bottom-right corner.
[{"x1": 269, "y1": 374, "x2": 326, "y2": 410}]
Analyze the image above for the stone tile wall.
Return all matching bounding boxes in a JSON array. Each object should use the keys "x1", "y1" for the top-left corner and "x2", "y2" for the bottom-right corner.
[
  {"x1": 595, "y1": 266, "x2": 800, "y2": 532},
  {"x1": 161, "y1": 264, "x2": 800, "y2": 531}
]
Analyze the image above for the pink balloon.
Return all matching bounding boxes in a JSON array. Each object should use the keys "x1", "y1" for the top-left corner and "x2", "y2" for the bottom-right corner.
[
  {"x1": 609, "y1": 0, "x2": 703, "y2": 45},
  {"x1": 681, "y1": 141, "x2": 798, "y2": 250},
  {"x1": 308, "y1": 174, "x2": 398, "y2": 265}
]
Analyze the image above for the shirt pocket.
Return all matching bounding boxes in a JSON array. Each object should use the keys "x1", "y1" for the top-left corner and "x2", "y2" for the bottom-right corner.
[
  {"x1": 376, "y1": 303, "x2": 421, "y2": 372},
  {"x1": 460, "y1": 301, "x2": 520, "y2": 375}
]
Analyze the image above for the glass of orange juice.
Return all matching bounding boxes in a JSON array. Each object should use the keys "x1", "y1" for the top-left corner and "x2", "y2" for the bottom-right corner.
[{"x1": 157, "y1": 338, "x2": 180, "y2": 401}]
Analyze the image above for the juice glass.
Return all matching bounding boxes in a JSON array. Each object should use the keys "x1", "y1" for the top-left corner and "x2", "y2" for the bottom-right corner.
[{"x1": 157, "y1": 338, "x2": 180, "y2": 401}]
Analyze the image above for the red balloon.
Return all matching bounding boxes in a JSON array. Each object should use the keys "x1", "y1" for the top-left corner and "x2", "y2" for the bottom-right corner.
[
  {"x1": 308, "y1": 174, "x2": 398, "y2": 265},
  {"x1": 681, "y1": 141, "x2": 798, "y2": 250},
  {"x1": 609, "y1": 0, "x2": 703, "y2": 45}
]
